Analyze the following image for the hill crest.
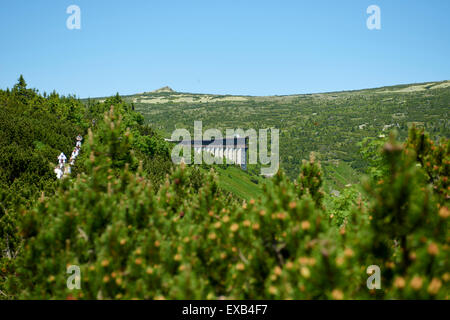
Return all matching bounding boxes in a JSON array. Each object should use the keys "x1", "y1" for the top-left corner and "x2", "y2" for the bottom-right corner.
[{"x1": 150, "y1": 86, "x2": 175, "y2": 93}]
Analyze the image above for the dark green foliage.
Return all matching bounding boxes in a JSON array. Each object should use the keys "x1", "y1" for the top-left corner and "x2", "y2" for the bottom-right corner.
[
  {"x1": 295, "y1": 153, "x2": 325, "y2": 208},
  {"x1": 359, "y1": 130, "x2": 449, "y2": 298},
  {"x1": 0, "y1": 77, "x2": 86, "y2": 296},
  {"x1": 405, "y1": 128, "x2": 449, "y2": 202},
  {"x1": 0, "y1": 77, "x2": 175, "y2": 298}
]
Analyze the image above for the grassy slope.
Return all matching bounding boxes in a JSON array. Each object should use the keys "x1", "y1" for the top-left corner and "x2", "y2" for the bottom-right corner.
[
  {"x1": 212, "y1": 161, "x2": 359, "y2": 200},
  {"x1": 321, "y1": 161, "x2": 360, "y2": 193},
  {"x1": 212, "y1": 166, "x2": 264, "y2": 201},
  {"x1": 212, "y1": 161, "x2": 360, "y2": 200},
  {"x1": 84, "y1": 81, "x2": 449, "y2": 199}
]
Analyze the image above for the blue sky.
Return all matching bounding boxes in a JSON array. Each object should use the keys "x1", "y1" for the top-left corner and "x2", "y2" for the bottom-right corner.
[{"x1": 0, "y1": 0, "x2": 449, "y2": 97}]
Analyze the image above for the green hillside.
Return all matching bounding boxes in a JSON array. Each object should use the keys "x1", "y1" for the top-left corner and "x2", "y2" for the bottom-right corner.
[
  {"x1": 113, "y1": 80, "x2": 449, "y2": 194},
  {"x1": 208, "y1": 165, "x2": 264, "y2": 201},
  {"x1": 208, "y1": 160, "x2": 359, "y2": 201},
  {"x1": 321, "y1": 160, "x2": 360, "y2": 192}
]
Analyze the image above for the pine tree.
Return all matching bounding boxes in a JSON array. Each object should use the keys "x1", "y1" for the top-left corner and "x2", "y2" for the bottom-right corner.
[{"x1": 15, "y1": 75, "x2": 27, "y2": 91}]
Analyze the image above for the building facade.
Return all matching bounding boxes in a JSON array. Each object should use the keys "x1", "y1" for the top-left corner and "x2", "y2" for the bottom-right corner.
[{"x1": 167, "y1": 137, "x2": 249, "y2": 170}]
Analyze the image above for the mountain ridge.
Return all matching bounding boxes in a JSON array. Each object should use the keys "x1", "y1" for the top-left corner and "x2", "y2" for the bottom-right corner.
[{"x1": 117, "y1": 80, "x2": 450, "y2": 104}]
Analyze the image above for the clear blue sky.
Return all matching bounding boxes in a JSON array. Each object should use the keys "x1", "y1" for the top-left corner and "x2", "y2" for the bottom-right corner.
[{"x1": 1, "y1": 0, "x2": 449, "y2": 98}]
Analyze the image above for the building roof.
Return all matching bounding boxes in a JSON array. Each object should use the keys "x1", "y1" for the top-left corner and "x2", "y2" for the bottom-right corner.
[{"x1": 166, "y1": 137, "x2": 248, "y2": 148}]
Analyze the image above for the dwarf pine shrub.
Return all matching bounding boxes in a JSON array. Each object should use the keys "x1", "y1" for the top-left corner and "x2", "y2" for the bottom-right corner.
[{"x1": 6, "y1": 121, "x2": 447, "y2": 299}]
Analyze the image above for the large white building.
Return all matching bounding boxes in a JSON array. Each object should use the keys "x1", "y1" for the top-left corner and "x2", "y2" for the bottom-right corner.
[{"x1": 167, "y1": 137, "x2": 249, "y2": 170}]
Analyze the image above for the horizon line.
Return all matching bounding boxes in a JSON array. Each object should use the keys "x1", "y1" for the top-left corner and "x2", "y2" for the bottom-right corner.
[{"x1": 81, "y1": 78, "x2": 450, "y2": 100}]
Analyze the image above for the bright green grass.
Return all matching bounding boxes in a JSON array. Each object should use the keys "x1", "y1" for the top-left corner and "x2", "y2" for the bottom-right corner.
[
  {"x1": 203, "y1": 161, "x2": 359, "y2": 201},
  {"x1": 209, "y1": 166, "x2": 265, "y2": 201},
  {"x1": 322, "y1": 161, "x2": 360, "y2": 193}
]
